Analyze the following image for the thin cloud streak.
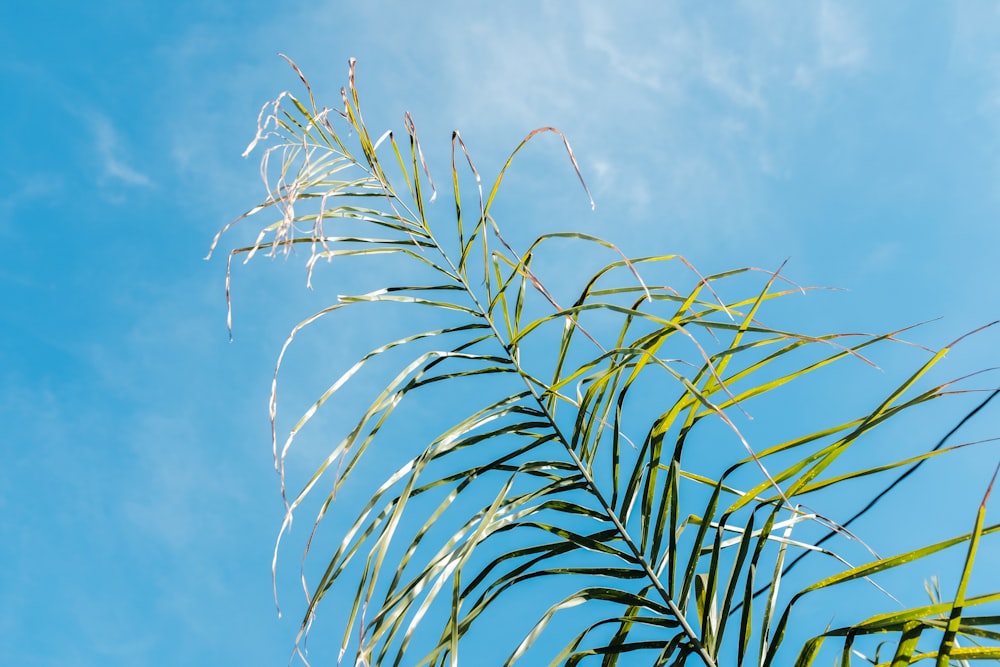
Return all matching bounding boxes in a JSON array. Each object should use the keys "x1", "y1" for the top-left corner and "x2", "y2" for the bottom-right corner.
[
  {"x1": 818, "y1": 1, "x2": 868, "y2": 71},
  {"x1": 88, "y1": 112, "x2": 153, "y2": 188}
]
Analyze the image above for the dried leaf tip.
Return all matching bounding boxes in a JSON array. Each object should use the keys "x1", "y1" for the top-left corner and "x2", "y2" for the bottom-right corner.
[{"x1": 982, "y1": 461, "x2": 1000, "y2": 506}]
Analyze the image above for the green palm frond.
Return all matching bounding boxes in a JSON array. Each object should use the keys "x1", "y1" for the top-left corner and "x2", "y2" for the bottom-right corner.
[{"x1": 213, "y1": 57, "x2": 1000, "y2": 666}]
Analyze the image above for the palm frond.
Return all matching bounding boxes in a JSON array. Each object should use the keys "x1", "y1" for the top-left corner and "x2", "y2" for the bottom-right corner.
[{"x1": 214, "y1": 57, "x2": 1000, "y2": 666}]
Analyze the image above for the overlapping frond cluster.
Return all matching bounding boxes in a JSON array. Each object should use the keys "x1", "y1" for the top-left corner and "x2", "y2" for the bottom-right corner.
[{"x1": 213, "y1": 58, "x2": 1000, "y2": 666}]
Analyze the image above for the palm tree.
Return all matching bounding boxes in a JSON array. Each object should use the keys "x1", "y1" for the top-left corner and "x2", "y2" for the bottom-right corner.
[{"x1": 211, "y1": 57, "x2": 1000, "y2": 666}]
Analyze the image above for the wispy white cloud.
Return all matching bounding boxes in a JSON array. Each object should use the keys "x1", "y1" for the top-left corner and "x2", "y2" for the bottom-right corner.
[
  {"x1": 793, "y1": 2, "x2": 868, "y2": 90},
  {"x1": 87, "y1": 112, "x2": 153, "y2": 188},
  {"x1": 0, "y1": 175, "x2": 61, "y2": 234},
  {"x1": 579, "y1": 5, "x2": 671, "y2": 93},
  {"x1": 952, "y1": 4, "x2": 1000, "y2": 105},
  {"x1": 700, "y1": 46, "x2": 766, "y2": 110},
  {"x1": 818, "y1": 1, "x2": 868, "y2": 70}
]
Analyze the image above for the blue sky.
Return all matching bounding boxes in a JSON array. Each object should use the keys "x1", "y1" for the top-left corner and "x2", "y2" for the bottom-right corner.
[{"x1": 3, "y1": 2, "x2": 1000, "y2": 665}]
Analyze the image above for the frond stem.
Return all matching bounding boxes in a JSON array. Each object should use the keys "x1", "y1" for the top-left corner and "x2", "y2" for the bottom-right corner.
[{"x1": 419, "y1": 224, "x2": 718, "y2": 667}]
